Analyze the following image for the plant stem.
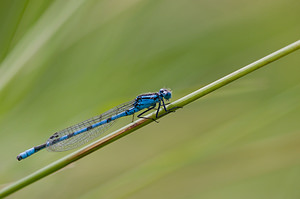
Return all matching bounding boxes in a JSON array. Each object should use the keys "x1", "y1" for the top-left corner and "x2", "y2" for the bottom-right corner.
[
  {"x1": 1, "y1": 40, "x2": 299, "y2": 198},
  {"x1": 170, "y1": 40, "x2": 300, "y2": 108}
]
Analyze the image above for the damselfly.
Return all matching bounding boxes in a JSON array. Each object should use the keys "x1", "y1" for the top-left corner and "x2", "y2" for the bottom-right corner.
[{"x1": 17, "y1": 88, "x2": 173, "y2": 161}]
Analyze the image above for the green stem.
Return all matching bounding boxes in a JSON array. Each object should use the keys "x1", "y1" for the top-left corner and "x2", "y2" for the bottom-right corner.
[
  {"x1": 170, "y1": 40, "x2": 300, "y2": 108},
  {"x1": 1, "y1": 40, "x2": 299, "y2": 198}
]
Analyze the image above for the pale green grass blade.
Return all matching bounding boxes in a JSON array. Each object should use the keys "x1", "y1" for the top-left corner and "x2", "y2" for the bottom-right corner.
[{"x1": 0, "y1": 0, "x2": 86, "y2": 93}]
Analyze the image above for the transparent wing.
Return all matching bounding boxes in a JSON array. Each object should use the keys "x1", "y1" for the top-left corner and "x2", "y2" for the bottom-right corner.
[{"x1": 47, "y1": 100, "x2": 135, "y2": 152}]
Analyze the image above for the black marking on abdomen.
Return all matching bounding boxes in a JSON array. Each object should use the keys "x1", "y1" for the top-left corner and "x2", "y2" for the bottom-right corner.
[
  {"x1": 87, "y1": 126, "x2": 93, "y2": 131},
  {"x1": 51, "y1": 138, "x2": 60, "y2": 144},
  {"x1": 34, "y1": 143, "x2": 47, "y2": 151},
  {"x1": 67, "y1": 132, "x2": 74, "y2": 138},
  {"x1": 125, "y1": 110, "x2": 130, "y2": 116}
]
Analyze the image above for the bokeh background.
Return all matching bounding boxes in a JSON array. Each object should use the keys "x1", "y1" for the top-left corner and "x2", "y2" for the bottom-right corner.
[{"x1": 0, "y1": 0, "x2": 300, "y2": 198}]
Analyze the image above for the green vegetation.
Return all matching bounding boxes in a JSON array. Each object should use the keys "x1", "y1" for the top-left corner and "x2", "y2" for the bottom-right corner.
[{"x1": 0, "y1": 0, "x2": 299, "y2": 198}]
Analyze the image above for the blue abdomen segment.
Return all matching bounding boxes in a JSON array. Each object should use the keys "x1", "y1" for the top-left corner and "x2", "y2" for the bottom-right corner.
[
  {"x1": 17, "y1": 148, "x2": 35, "y2": 160},
  {"x1": 17, "y1": 143, "x2": 46, "y2": 161}
]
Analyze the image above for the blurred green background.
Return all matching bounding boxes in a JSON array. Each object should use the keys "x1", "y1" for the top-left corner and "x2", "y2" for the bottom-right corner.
[{"x1": 0, "y1": 0, "x2": 300, "y2": 198}]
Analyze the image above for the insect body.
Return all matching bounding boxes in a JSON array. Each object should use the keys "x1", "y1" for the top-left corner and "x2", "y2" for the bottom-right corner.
[{"x1": 17, "y1": 88, "x2": 172, "y2": 161}]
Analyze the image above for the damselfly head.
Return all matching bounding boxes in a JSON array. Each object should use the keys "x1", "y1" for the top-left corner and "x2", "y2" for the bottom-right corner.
[{"x1": 159, "y1": 88, "x2": 172, "y2": 100}]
